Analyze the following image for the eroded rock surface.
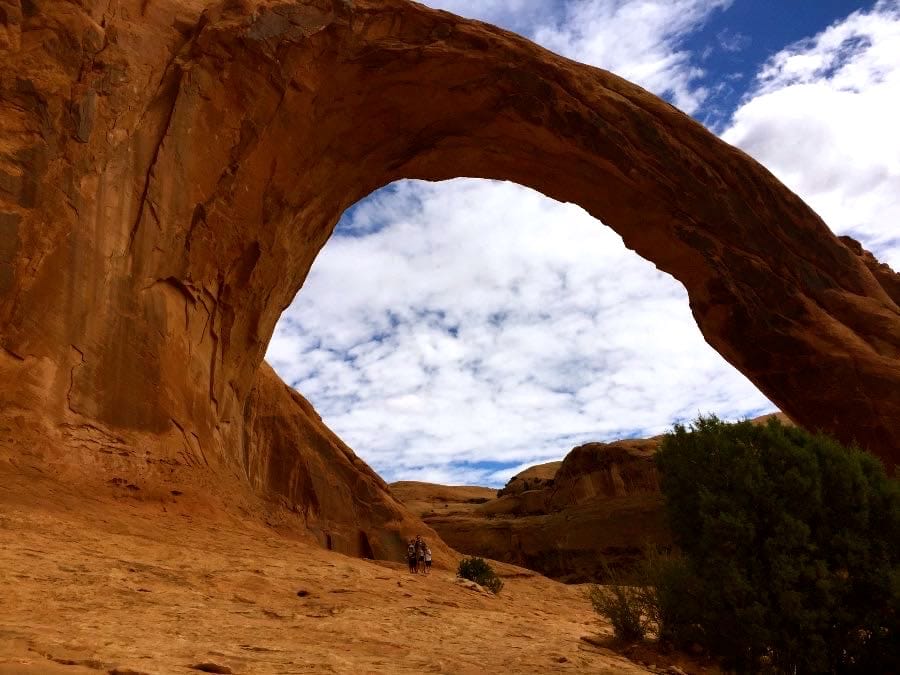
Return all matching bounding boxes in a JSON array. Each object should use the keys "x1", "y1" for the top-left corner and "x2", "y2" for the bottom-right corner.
[
  {"x1": 394, "y1": 439, "x2": 668, "y2": 582},
  {"x1": 243, "y1": 363, "x2": 452, "y2": 561},
  {"x1": 1, "y1": 0, "x2": 898, "y2": 554},
  {"x1": 0, "y1": 466, "x2": 648, "y2": 674}
]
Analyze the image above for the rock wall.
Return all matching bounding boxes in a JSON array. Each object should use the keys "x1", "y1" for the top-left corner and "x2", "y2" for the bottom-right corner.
[
  {"x1": 396, "y1": 440, "x2": 669, "y2": 583},
  {"x1": 244, "y1": 363, "x2": 452, "y2": 561},
  {"x1": 1, "y1": 0, "x2": 898, "y2": 534}
]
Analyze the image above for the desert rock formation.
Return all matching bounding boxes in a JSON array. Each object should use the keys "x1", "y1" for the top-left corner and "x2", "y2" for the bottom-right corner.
[
  {"x1": 394, "y1": 439, "x2": 668, "y2": 582},
  {"x1": 498, "y1": 461, "x2": 563, "y2": 497},
  {"x1": 242, "y1": 362, "x2": 451, "y2": 560},
  {"x1": 395, "y1": 414, "x2": 795, "y2": 582},
  {"x1": 1, "y1": 0, "x2": 899, "y2": 554}
]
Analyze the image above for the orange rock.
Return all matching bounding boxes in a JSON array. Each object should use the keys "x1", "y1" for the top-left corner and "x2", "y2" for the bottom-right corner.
[
  {"x1": 396, "y1": 437, "x2": 669, "y2": 582},
  {"x1": 244, "y1": 363, "x2": 454, "y2": 564},
  {"x1": 0, "y1": 0, "x2": 898, "y2": 565}
]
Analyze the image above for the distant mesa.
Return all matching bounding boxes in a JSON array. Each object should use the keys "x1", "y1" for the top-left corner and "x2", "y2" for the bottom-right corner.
[{"x1": 393, "y1": 437, "x2": 667, "y2": 582}]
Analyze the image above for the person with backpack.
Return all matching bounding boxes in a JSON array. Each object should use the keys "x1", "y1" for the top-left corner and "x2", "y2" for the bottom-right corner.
[{"x1": 407, "y1": 539, "x2": 417, "y2": 573}]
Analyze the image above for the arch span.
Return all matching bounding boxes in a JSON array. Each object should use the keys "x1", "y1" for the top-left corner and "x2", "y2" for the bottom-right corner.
[{"x1": 1, "y1": 0, "x2": 898, "y2": 477}]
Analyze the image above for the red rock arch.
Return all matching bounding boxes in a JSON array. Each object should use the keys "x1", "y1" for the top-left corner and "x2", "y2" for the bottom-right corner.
[{"x1": 1, "y1": 0, "x2": 898, "y2": 477}]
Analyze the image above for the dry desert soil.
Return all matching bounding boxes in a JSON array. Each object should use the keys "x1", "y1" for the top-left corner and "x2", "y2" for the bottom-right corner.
[{"x1": 0, "y1": 466, "x2": 659, "y2": 675}]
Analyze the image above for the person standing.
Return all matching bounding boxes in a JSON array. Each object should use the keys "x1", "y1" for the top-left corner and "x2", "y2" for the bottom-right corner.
[
  {"x1": 415, "y1": 535, "x2": 425, "y2": 573},
  {"x1": 407, "y1": 539, "x2": 417, "y2": 573},
  {"x1": 424, "y1": 547, "x2": 432, "y2": 575}
]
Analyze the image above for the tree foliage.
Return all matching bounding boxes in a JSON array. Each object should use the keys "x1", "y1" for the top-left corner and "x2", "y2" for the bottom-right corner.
[
  {"x1": 653, "y1": 415, "x2": 900, "y2": 672},
  {"x1": 458, "y1": 556, "x2": 504, "y2": 594},
  {"x1": 588, "y1": 560, "x2": 651, "y2": 641}
]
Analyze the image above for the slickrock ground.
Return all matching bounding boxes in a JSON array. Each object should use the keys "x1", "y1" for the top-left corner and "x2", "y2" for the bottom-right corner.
[{"x1": 0, "y1": 467, "x2": 655, "y2": 675}]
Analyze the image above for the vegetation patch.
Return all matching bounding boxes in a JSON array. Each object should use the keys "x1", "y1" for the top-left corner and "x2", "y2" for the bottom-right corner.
[
  {"x1": 458, "y1": 556, "x2": 504, "y2": 594},
  {"x1": 590, "y1": 415, "x2": 900, "y2": 673}
]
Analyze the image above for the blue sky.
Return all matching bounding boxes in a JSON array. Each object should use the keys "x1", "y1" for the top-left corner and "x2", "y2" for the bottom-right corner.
[
  {"x1": 267, "y1": 0, "x2": 900, "y2": 487},
  {"x1": 687, "y1": 1, "x2": 876, "y2": 126}
]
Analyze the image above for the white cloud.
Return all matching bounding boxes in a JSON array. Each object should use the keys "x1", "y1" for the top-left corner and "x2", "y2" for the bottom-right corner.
[
  {"x1": 532, "y1": 0, "x2": 731, "y2": 113},
  {"x1": 268, "y1": 180, "x2": 774, "y2": 487},
  {"x1": 425, "y1": 0, "x2": 731, "y2": 114},
  {"x1": 722, "y1": 0, "x2": 900, "y2": 269}
]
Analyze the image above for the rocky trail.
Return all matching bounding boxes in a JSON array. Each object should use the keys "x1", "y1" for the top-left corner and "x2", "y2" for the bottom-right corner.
[{"x1": 0, "y1": 468, "x2": 649, "y2": 674}]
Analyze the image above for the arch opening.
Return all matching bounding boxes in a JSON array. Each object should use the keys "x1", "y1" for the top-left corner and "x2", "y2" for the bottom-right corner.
[{"x1": 266, "y1": 177, "x2": 778, "y2": 486}]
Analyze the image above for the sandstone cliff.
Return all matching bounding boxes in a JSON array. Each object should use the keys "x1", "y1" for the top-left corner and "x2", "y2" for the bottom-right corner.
[
  {"x1": 1, "y1": 0, "x2": 899, "y2": 564},
  {"x1": 243, "y1": 362, "x2": 452, "y2": 561}
]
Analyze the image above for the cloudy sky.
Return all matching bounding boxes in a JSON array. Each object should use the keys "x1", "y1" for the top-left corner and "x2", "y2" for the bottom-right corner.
[{"x1": 266, "y1": 0, "x2": 900, "y2": 487}]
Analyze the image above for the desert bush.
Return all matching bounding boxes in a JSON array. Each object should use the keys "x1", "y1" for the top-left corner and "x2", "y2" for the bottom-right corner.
[
  {"x1": 457, "y1": 556, "x2": 504, "y2": 594},
  {"x1": 587, "y1": 559, "x2": 653, "y2": 641},
  {"x1": 588, "y1": 582, "x2": 645, "y2": 641},
  {"x1": 653, "y1": 415, "x2": 900, "y2": 673},
  {"x1": 589, "y1": 551, "x2": 695, "y2": 644}
]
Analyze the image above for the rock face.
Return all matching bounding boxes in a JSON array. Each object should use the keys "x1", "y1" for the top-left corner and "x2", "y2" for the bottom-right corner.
[
  {"x1": 394, "y1": 439, "x2": 669, "y2": 582},
  {"x1": 243, "y1": 363, "x2": 451, "y2": 561},
  {"x1": 1, "y1": 0, "x2": 899, "y2": 543},
  {"x1": 497, "y1": 461, "x2": 562, "y2": 497}
]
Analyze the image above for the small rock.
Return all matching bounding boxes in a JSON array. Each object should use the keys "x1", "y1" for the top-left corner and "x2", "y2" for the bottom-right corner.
[
  {"x1": 556, "y1": 656, "x2": 568, "y2": 663},
  {"x1": 296, "y1": 590, "x2": 310, "y2": 597},
  {"x1": 579, "y1": 635, "x2": 604, "y2": 648},
  {"x1": 190, "y1": 664, "x2": 232, "y2": 674}
]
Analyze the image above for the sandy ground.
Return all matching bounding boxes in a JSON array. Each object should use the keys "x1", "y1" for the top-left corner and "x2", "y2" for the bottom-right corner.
[{"x1": 0, "y1": 467, "x2": 648, "y2": 674}]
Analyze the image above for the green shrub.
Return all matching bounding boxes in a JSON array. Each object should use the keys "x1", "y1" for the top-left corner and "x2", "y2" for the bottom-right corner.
[
  {"x1": 588, "y1": 551, "x2": 697, "y2": 644},
  {"x1": 654, "y1": 415, "x2": 900, "y2": 673},
  {"x1": 588, "y1": 583, "x2": 645, "y2": 641},
  {"x1": 587, "y1": 560, "x2": 652, "y2": 641},
  {"x1": 458, "y1": 556, "x2": 504, "y2": 594}
]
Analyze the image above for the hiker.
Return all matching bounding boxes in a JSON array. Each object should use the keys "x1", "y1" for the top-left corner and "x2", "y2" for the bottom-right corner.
[
  {"x1": 414, "y1": 535, "x2": 425, "y2": 573},
  {"x1": 424, "y1": 547, "x2": 432, "y2": 574},
  {"x1": 407, "y1": 539, "x2": 417, "y2": 574}
]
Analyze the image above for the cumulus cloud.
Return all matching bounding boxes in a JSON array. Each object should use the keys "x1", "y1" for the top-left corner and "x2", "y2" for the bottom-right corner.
[
  {"x1": 268, "y1": 181, "x2": 774, "y2": 486},
  {"x1": 722, "y1": 0, "x2": 900, "y2": 268}
]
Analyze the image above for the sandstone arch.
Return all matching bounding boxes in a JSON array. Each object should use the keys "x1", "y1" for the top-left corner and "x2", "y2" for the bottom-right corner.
[{"x1": 1, "y1": 0, "x2": 898, "y2": 505}]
